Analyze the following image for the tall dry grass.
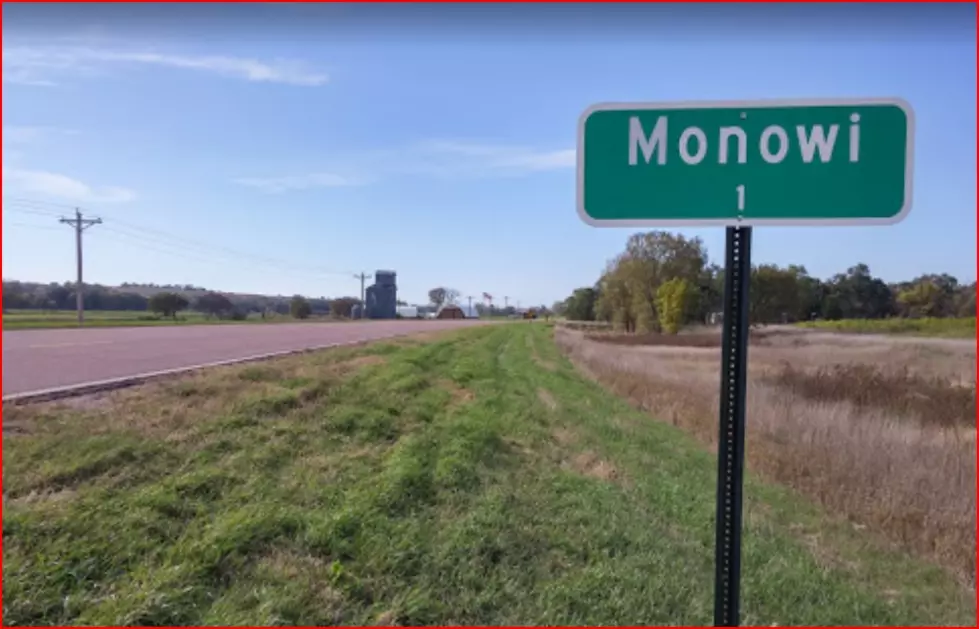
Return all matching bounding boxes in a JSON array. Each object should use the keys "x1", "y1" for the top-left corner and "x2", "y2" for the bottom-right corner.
[{"x1": 554, "y1": 325, "x2": 977, "y2": 584}]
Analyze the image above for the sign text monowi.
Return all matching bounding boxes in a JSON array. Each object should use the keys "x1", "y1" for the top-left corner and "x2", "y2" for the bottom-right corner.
[{"x1": 577, "y1": 98, "x2": 914, "y2": 227}]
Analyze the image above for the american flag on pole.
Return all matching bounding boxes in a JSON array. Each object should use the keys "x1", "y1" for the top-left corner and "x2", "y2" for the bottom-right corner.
[{"x1": 482, "y1": 292, "x2": 493, "y2": 302}]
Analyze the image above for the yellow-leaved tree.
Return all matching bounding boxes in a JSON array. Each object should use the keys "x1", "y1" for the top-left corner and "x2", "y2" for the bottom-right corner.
[{"x1": 656, "y1": 278, "x2": 693, "y2": 334}]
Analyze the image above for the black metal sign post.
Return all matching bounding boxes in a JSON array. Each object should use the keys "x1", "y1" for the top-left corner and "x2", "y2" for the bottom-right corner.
[{"x1": 713, "y1": 225, "x2": 752, "y2": 627}]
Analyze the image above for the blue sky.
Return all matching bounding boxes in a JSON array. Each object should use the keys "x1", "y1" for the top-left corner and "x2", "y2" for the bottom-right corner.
[{"x1": 2, "y1": 3, "x2": 975, "y2": 306}]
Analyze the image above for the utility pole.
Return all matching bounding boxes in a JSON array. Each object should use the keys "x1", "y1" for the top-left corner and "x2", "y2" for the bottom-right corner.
[
  {"x1": 504, "y1": 296, "x2": 509, "y2": 309},
  {"x1": 59, "y1": 209, "x2": 102, "y2": 326},
  {"x1": 353, "y1": 271, "x2": 372, "y2": 319},
  {"x1": 467, "y1": 295, "x2": 473, "y2": 313}
]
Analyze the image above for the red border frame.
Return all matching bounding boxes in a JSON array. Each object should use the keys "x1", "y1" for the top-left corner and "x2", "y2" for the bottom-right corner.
[{"x1": 0, "y1": 1, "x2": 976, "y2": 628}]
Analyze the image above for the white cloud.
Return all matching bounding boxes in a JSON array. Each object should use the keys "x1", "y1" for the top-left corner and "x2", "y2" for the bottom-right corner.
[
  {"x1": 3, "y1": 126, "x2": 80, "y2": 144},
  {"x1": 232, "y1": 173, "x2": 363, "y2": 194},
  {"x1": 471, "y1": 146, "x2": 576, "y2": 172},
  {"x1": 2, "y1": 168, "x2": 136, "y2": 204},
  {"x1": 234, "y1": 141, "x2": 575, "y2": 193},
  {"x1": 501, "y1": 149, "x2": 576, "y2": 171},
  {"x1": 2, "y1": 45, "x2": 328, "y2": 87},
  {"x1": 403, "y1": 140, "x2": 576, "y2": 177}
]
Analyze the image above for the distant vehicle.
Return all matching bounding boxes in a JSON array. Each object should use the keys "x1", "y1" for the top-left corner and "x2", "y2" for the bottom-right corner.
[{"x1": 523, "y1": 309, "x2": 538, "y2": 320}]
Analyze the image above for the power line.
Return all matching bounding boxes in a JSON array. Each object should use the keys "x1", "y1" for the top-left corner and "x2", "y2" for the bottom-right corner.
[
  {"x1": 3, "y1": 221, "x2": 64, "y2": 231},
  {"x1": 94, "y1": 228, "x2": 350, "y2": 284},
  {"x1": 4, "y1": 206, "x2": 64, "y2": 218},
  {"x1": 93, "y1": 229, "x2": 242, "y2": 267},
  {"x1": 3, "y1": 196, "x2": 78, "y2": 210},
  {"x1": 97, "y1": 224, "x2": 356, "y2": 280},
  {"x1": 4, "y1": 195, "x2": 358, "y2": 279},
  {"x1": 6, "y1": 196, "x2": 404, "y2": 305},
  {"x1": 94, "y1": 210, "x2": 356, "y2": 278},
  {"x1": 99, "y1": 224, "x2": 260, "y2": 265}
]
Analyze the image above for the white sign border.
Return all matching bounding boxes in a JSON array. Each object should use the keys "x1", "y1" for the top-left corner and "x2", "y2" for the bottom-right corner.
[{"x1": 576, "y1": 97, "x2": 915, "y2": 228}]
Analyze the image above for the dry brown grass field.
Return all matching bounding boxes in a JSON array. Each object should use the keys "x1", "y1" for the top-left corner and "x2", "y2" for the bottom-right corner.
[{"x1": 555, "y1": 325, "x2": 977, "y2": 585}]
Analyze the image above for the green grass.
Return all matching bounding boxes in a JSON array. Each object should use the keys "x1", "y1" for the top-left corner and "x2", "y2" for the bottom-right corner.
[
  {"x1": 2, "y1": 325, "x2": 972, "y2": 626},
  {"x1": 1, "y1": 309, "x2": 338, "y2": 330},
  {"x1": 796, "y1": 316, "x2": 976, "y2": 338}
]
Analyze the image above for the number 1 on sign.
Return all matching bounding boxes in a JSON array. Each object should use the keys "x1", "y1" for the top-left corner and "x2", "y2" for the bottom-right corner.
[{"x1": 736, "y1": 185, "x2": 745, "y2": 212}]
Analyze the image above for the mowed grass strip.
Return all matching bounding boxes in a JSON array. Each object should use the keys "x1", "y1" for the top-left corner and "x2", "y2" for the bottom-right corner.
[
  {"x1": 2, "y1": 325, "x2": 972, "y2": 626},
  {"x1": 1, "y1": 309, "x2": 343, "y2": 330},
  {"x1": 795, "y1": 316, "x2": 976, "y2": 338}
]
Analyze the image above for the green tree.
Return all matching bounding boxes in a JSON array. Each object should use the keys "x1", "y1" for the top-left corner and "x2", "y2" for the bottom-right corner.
[
  {"x1": 148, "y1": 292, "x2": 189, "y2": 319},
  {"x1": 897, "y1": 281, "x2": 943, "y2": 318},
  {"x1": 954, "y1": 282, "x2": 976, "y2": 318},
  {"x1": 329, "y1": 296, "x2": 359, "y2": 318},
  {"x1": 656, "y1": 278, "x2": 693, "y2": 334},
  {"x1": 290, "y1": 295, "x2": 312, "y2": 319},
  {"x1": 427, "y1": 287, "x2": 460, "y2": 308},
  {"x1": 820, "y1": 264, "x2": 894, "y2": 320},
  {"x1": 563, "y1": 287, "x2": 597, "y2": 321},
  {"x1": 796, "y1": 273, "x2": 825, "y2": 321},
  {"x1": 691, "y1": 263, "x2": 724, "y2": 325},
  {"x1": 2, "y1": 281, "x2": 29, "y2": 310},
  {"x1": 621, "y1": 231, "x2": 708, "y2": 330},
  {"x1": 194, "y1": 292, "x2": 235, "y2": 319},
  {"x1": 595, "y1": 258, "x2": 637, "y2": 332},
  {"x1": 750, "y1": 264, "x2": 809, "y2": 324},
  {"x1": 904, "y1": 274, "x2": 959, "y2": 317},
  {"x1": 428, "y1": 287, "x2": 447, "y2": 307}
]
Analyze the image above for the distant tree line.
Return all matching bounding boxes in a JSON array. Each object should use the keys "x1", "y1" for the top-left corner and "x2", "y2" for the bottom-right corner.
[
  {"x1": 119, "y1": 282, "x2": 210, "y2": 292},
  {"x1": 554, "y1": 231, "x2": 976, "y2": 333},
  {"x1": 1, "y1": 280, "x2": 357, "y2": 319}
]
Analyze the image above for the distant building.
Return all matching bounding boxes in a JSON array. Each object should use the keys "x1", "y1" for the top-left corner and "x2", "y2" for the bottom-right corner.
[
  {"x1": 397, "y1": 305, "x2": 420, "y2": 319},
  {"x1": 435, "y1": 303, "x2": 468, "y2": 319},
  {"x1": 434, "y1": 303, "x2": 479, "y2": 319},
  {"x1": 365, "y1": 270, "x2": 398, "y2": 319}
]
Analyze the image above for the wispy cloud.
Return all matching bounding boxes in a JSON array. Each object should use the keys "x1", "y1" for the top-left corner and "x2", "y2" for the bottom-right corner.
[
  {"x1": 3, "y1": 126, "x2": 80, "y2": 144},
  {"x1": 2, "y1": 45, "x2": 329, "y2": 87},
  {"x1": 233, "y1": 140, "x2": 575, "y2": 193},
  {"x1": 233, "y1": 173, "x2": 364, "y2": 194},
  {"x1": 392, "y1": 140, "x2": 576, "y2": 179},
  {"x1": 421, "y1": 140, "x2": 575, "y2": 173},
  {"x1": 2, "y1": 168, "x2": 136, "y2": 204}
]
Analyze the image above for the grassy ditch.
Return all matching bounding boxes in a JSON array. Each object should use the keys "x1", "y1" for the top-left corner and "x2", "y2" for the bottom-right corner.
[{"x1": 2, "y1": 325, "x2": 973, "y2": 625}]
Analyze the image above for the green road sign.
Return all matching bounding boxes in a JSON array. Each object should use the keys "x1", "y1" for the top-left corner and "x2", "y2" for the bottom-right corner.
[{"x1": 577, "y1": 98, "x2": 914, "y2": 227}]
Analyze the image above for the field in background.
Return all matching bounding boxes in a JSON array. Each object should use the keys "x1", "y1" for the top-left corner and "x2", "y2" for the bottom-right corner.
[
  {"x1": 557, "y1": 325, "x2": 976, "y2": 585},
  {"x1": 557, "y1": 317, "x2": 975, "y2": 339},
  {"x1": 3, "y1": 325, "x2": 972, "y2": 626},
  {"x1": 2, "y1": 309, "x2": 340, "y2": 330},
  {"x1": 795, "y1": 316, "x2": 976, "y2": 338}
]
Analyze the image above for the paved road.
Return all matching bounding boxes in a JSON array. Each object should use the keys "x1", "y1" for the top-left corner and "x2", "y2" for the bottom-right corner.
[{"x1": 2, "y1": 320, "x2": 488, "y2": 396}]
